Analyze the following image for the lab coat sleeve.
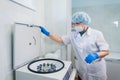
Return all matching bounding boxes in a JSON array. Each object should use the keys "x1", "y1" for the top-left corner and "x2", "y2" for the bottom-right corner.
[
  {"x1": 96, "y1": 32, "x2": 109, "y2": 51},
  {"x1": 61, "y1": 35, "x2": 71, "y2": 45}
]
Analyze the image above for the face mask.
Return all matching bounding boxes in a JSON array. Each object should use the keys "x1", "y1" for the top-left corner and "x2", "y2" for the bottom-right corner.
[{"x1": 74, "y1": 26, "x2": 83, "y2": 32}]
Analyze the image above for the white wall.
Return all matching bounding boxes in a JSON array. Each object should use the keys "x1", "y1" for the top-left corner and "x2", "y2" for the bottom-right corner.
[
  {"x1": 43, "y1": 0, "x2": 71, "y2": 60},
  {"x1": 72, "y1": 0, "x2": 120, "y2": 8},
  {"x1": 0, "y1": 0, "x2": 45, "y2": 80}
]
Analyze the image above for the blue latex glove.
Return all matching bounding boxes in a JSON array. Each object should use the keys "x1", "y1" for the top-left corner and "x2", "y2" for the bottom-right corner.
[
  {"x1": 85, "y1": 53, "x2": 99, "y2": 64},
  {"x1": 40, "y1": 26, "x2": 50, "y2": 36}
]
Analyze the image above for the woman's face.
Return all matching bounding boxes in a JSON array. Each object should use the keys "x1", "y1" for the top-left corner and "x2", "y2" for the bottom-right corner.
[{"x1": 72, "y1": 22, "x2": 87, "y2": 32}]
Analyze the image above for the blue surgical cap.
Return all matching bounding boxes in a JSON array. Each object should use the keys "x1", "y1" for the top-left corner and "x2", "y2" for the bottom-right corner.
[{"x1": 72, "y1": 12, "x2": 91, "y2": 25}]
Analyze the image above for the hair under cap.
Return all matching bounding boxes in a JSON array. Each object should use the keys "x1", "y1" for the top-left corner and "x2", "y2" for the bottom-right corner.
[{"x1": 72, "y1": 12, "x2": 91, "y2": 25}]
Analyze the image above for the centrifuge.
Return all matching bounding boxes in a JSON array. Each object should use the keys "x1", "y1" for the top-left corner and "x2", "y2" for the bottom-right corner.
[
  {"x1": 13, "y1": 23, "x2": 76, "y2": 80},
  {"x1": 16, "y1": 59, "x2": 73, "y2": 80}
]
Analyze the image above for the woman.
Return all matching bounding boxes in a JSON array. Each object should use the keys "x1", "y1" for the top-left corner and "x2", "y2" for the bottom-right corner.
[{"x1": 40, "y1": 12, "x2": 109, "y2": 80}]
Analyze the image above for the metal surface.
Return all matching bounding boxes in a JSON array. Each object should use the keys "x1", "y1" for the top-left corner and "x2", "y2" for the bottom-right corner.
[{"x1": 15, "y1": 22, "x2": 40, "y2": 28}]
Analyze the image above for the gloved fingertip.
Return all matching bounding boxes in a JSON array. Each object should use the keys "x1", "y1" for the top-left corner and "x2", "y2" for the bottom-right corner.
[
  {"x1": 85, "y1": 57, "x2": 93, "y2": 64},
  {"x1": 39, "y1": 26, "x2": 42, "y2": 28},
  {"x1": 85, "y1": 58, "x2": 89, "y2": 63},
  {"x1": 94, "y1": 53, "x2": 99, "y2": 59},
  {"x1": 86, "y1": 60, "x2": 91, "y2": 64},
  {"x1": 85, "y1": 57, "x2": 88, "y2": 60}
]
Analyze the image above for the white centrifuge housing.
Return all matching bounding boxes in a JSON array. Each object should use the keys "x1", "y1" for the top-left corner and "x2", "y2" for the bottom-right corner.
[{"x1": 13, "y1": 23, "x2": 76, "y2": 80}]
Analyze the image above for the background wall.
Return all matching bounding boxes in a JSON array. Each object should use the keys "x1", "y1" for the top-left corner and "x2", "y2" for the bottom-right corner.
[
  {"x1": 0, "y1": 0, "x2": 45, "y2": 80},
  {"x1": 43, "y1": 0, "x2": 71, "y2": 60}
]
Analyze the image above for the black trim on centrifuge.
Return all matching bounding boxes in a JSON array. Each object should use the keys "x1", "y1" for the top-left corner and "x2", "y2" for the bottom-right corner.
[{"x1": 27, "y1": 58, "x2": 65, "y2": 74}]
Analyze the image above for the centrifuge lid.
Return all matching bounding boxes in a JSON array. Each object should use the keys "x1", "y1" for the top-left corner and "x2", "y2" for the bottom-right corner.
[{"x1": 13, "y1": 23, "x2": 41, "y2": 70}]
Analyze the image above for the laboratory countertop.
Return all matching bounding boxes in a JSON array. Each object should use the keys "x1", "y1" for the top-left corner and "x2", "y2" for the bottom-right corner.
[{"x1": 105, "y1": 52, "x2": 120, "y2": 60}]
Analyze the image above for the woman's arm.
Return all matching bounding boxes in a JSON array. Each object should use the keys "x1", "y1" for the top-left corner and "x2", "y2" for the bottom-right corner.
[
  {"x1": 98, "y1": 50, "x2": 109, "y2": 58},
  {"x1": 39, "y1": 26, "x2": 63, "y2": 43},
  {"x1": 49, "y1": 33, "x2": 63, "y2": 43}
]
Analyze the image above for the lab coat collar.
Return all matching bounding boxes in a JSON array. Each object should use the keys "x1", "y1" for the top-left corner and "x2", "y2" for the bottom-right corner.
[
  {"x1": 71, "y1": 27, "x2": 92, "y2": 37},
  {"x1": 86, "y1": 27, "x2": 92, "y2": 36}
]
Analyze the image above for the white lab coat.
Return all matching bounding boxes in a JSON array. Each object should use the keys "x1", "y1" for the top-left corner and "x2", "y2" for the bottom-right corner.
[{"x1": 62, "y1": 28, "x2": 109, "y2": 80}]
